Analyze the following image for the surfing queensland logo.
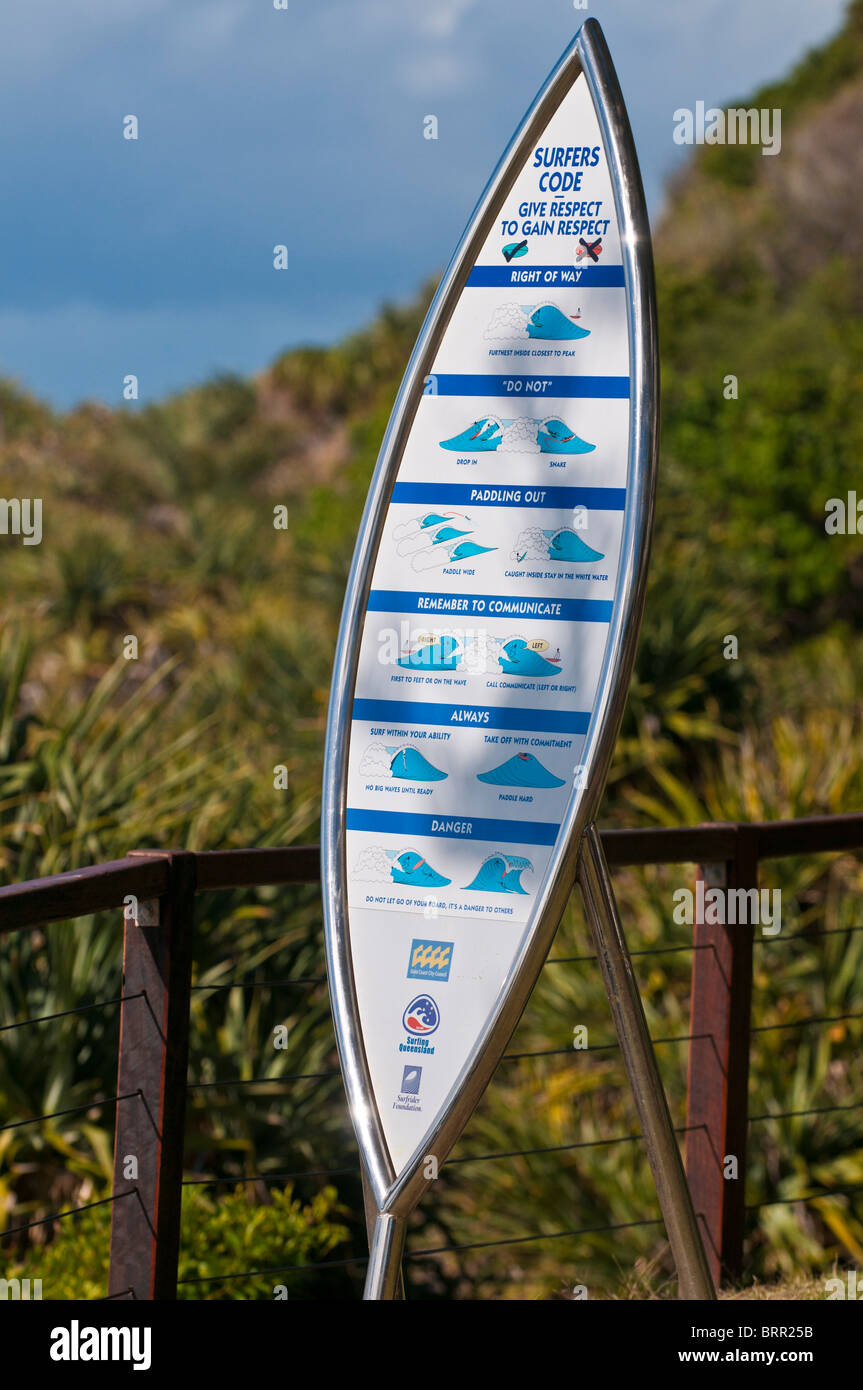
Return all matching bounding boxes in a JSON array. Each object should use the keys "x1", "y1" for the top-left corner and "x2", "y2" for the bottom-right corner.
[
  {"x1": 400, "y1": 995, "x2": 440, "y2": 1054},
  {"x1": 408, "y1": 939, "x2": 453, "y2": 983},
  {"x1": 403, "y1": 995, "x2": 439, "y2": 1034}
]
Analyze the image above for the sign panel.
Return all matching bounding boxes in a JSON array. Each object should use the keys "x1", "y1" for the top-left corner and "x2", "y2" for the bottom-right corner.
[{"x1": 322, "y1": 19, "x2": 657, "y2": 1221}]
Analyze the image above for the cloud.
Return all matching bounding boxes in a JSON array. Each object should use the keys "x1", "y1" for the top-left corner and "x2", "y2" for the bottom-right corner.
[
  {"x1": 416, "y1": 0, "x2": 479, "y2": 40},
  {"x1": 359, "y1": 745, "x2": 393, "y2": 779},
  {"x1": 484, "y1": 303, "x2": 528, "y2": 341},
  {"x1": 0, "y1": 0, "x2": 849, "y2": 406},
  {"x1": 352, "y1": 846, "x2": 393, "y2": 884},
  {"x1": 165, "y1": 0, "x2": 247, "y2": 62},
  {"x1": 411, "y1": 545, "x2": 450, "y2": 572},
  {"x1": 394, "y1": 522, "x2": 433, "y2": 557},
  {"x1": 392, "y1": 517, "x2": 423, "y2": 542},
  {"x1": 0, "y1": 0, "x2": 173, "y2": 80},
  {"x1": 499, "y1": 418, "x2": 540, "y2": 454},
  {"x1": 463, "y1": 631, "x2": 501, "y2": 675},
  {"x1": 511, "y1": 527, "x2": 547, "y2": 563},
  {"x1": 397, "y1": 51, "x2": 476, "y2": 98}
]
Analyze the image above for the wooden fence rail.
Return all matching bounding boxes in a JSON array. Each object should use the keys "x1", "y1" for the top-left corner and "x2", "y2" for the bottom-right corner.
[{"x1": 1, "y1": 813, "x2": 861, "y2": 1296}]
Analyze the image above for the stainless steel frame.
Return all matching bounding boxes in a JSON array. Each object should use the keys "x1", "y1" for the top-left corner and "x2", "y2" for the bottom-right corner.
[
  {"x1": 321, "y1": 18, "x2": 712, "y2": 1299},
  {"x1": 578, "y1": 826, "x2": 716, "y2": 1299}
]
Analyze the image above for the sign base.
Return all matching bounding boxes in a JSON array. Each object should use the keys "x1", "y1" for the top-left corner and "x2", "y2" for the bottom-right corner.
[
  {"x1": 576, "y1": 824, "x2": 715, "y2": 1300},
  {"x1": 363, "y1": 1211, "x2": 407, "y2": 1302},
  {"x1": 361, "y1": 823, "x2": 716, "y2": 1302}
]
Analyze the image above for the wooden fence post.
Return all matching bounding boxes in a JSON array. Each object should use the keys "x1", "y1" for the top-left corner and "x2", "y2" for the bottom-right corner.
[
  {"x1": 685, "y1": 825, "x2": 759, "y2": 1284},
  {"x1": 108, "y1": 850, "x2": 196, "y2": 1299}
]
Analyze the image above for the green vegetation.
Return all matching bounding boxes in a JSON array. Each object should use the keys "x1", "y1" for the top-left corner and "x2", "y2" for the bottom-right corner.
[
  {"x1": 11, "y1": 1185, "x2": 348, "y2": 1301},
  {"x1": 1, "y1": 6, "x2": 862, "y2": 1299}
]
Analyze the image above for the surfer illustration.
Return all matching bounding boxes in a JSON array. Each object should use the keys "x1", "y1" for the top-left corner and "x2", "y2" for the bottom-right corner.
[
  {"x1": 439, "y1": 414, "x2": 593, "y2": 455},
  {"x1": 510, "y1": 525, "x2": 603, "y2": 566},
  {"x1": 419, "y1": 511, "x2": 464, "y2": 530},
  {"x1": 537, "y1": 416, "x2": 595, "y2": 455},
  {"x1": 389, "y1": 747, "x2": 447, "y2": 782},
  {"x1": 498, "y1": 637, "x2": 562, "y2": 678},
  {"x1": 397, "y1": 633, "x2": 461, "y2": 670},
  {"x1": 393, "y1": 512, "x2": 496, "y2": 570},
  {"x1": 464, "y1": 852, "x2": 533, "y2": 894},
  {"x1": 527, "y1": 303, "x2": 590, "y2": 341},
  {"x1": 484, "y1": 302, "x2": 590, "y2": 343},
  {"x1": 439, "y1": 417, "x2": 503, "y2": 452},
  {"x1": 391, "y1": 851, "x2": 451, "y2": 888},
  {"x1": 547, "y1": 528, "x2": 604, "y2": 562},
  {"x1": 359, "y1": 743, "x2": 447, "y2": 782},
  {"x1": 477, "y1": 751, "x2": 566, "y2": 789}
]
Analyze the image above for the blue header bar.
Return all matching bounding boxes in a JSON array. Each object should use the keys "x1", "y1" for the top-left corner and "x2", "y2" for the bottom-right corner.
[
  {"x1": 352, "y1": 697, "x2": 591, "y2": 734},
  {"x1": 431, "y1": 373, "x2": 629, "y2": 399},
  {"x1": 346, "y1": 807, "x2": 559, "y2": 846},
  {"x1": 467, "y1": 264, "x2": 625, "y2": 288},
  {"x1": 390, "y1": 482, "x2": 625, "y2": 510},
  {"x1": 366, "y1": 590, "x2": 613, "y2": 623}
]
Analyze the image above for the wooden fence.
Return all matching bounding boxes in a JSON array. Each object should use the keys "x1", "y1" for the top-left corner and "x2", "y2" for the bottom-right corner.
[{"x1": 1, "y1": 815, "x2": 861, "y2": 1296}]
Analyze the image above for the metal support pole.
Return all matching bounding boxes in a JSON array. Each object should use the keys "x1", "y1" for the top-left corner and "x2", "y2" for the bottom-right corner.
[
  {"x1": 578, "y1": 823, "x2": 715, "y2": 1300},
  {"x1": 361, "y1": 1166, "x2": 404, "y2": 1299},
  {"x1": 363, "y1": 1213, "x2": 407, "y2": 1301}
]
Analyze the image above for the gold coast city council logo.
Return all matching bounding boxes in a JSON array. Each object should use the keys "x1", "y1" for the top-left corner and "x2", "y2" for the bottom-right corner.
[{"x1": 407, "y1": 938, "x2": 453, "y2": 983}]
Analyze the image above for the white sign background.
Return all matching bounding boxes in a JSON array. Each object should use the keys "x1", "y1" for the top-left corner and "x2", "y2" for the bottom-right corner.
[{"x1": 343, "y1": 73, "x2": 632, "y2": 1174}]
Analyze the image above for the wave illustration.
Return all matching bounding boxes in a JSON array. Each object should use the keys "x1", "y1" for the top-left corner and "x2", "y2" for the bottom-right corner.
[
  {"x1": 431, "y1": 525, "x2": 471, "y2": 544},
  {"x1": 464, "y1": 853, "x2": 533, "y2": 894},
  {"x1": 389, "y1": 747, "x2": 448, "y2": 781},
  {"x1": 498, "y1": 638, "x2": 562, "y2": 677},
  {"x1": 527, "y1": 304, "x2": 590, "y2": 341},
  {"x1": 440, "y1": 414, "x2": 594, "y2": 455},
  {"x1": 547, "y1": 529, "x2": 605, "y2": 562},
  {"x1": 439, "y1": 417, "x2": 503, "y2": 452},
  {"x1": 397, "y1": 635, "x2": 461, "y2": 669},
  {"x1": 537, "y1": 417, "x2": 595, "y2": 454},
  {"x1": 391, "y1": 851, "x2": 452, "y2": 888},
  {"x1": 484, "y1": 301, "x2": 591, "y2": 343},
  {"x1": 477, "y1": 752, "x2": 565, "y2": 788},
  {"x1": 448, "y1": 540, "x2": 495, "y2": 561}
]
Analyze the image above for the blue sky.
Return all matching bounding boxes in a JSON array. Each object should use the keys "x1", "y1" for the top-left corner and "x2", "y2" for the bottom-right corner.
[{"x1": 0, "y1": 0, "x2": 848, "y2": 410}]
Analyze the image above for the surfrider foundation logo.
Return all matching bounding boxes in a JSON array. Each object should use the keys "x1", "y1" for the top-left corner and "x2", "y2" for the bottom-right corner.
[{"x1": 393, "y1": 1064, "x2": 423, "y2": 1113}]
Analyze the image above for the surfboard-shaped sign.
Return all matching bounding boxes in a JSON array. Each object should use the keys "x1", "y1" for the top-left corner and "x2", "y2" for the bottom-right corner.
[{"x1": 322, "y1": 18, "x2": 657, "y2": 1293}]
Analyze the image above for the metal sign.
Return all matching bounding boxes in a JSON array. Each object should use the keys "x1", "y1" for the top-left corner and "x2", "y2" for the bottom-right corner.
[{"x1": 322, "y1": 19, "x2": 713, "y2": 1300}]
